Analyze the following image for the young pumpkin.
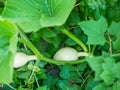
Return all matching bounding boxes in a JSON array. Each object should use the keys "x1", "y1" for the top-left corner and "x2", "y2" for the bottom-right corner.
[
  {"x1": 53, "y1": 47, "x2": 89, "y2": 61},
  {"x1": 13, "y1": 52, "x2": 37, "y2": 68}
]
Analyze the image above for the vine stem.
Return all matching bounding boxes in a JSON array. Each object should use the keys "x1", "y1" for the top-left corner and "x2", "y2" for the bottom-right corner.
[
  {"x1": 111, "y1": 53, "x2": 120, "y2": 57},
  {"x1": 27, "y1": 70, "x2": 35, "y2": 83},
  {"x1": 35, "y1": 76, "x2": 40, "y2": 88},
  {"x1": 81, "y1": 70, "x2": 93, "y2": 87},
  {"x1": 61, "y1": 28, "x2": 88, "y2": 52},
  {"x1": 18, "y1": 28, "x2": 43, "y2": 60},
  {"x1": 107, "y1": 32, "x2": 112, "y2": 55},
  {"x1": 91, "y1": 45, "x2": 96, "y2": 55}
]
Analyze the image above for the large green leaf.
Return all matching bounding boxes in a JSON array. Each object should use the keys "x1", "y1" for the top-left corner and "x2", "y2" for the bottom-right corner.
[
  {"x1": 2, "y1": 0, "x2": 76, "y2": 32},
  {"x1": 0, "y1": 20, "x2": 18, "y2": 83},
  {"x1": 87, "y1": 57, "x2": 103, "y2": 81},
  {"x1": 113, "y1": 36, "x2": 120, "y2": 50},
  {"x1": 78, "y1": 17, "x2": 107, "y2": 45},
  {"x1": 100, "y1": 57, "x2": 115, "y2": 85},
  {"x1": 100, "y1": 57, "x2": 120, "y2": 85},
  {"x1": 59, "y1": 65, "x2": 82, "y2": 83},
  {"x1": 114, "y1": 62, "x2": 120, "y2": 79},
  {"x1": 108, "y1": 21, "x2": 120, "y2": 36},
  {"x1": 108, "y1": 21, "x2": 120, "y2": 50}
]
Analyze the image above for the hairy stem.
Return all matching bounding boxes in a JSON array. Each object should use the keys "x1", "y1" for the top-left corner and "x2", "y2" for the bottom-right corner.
[
  {"x1": 61, "y1": 28, "x2": 88, "y2": 52},
  {"x1": 77, "y1": 52, "x2": 89, "y2": 57},
  {"x1": 111, "y1": 53, "x2": 120, "y2": 57},
  {"x1": 91, "y1": 45, "x2": 96, "y2": 55}
]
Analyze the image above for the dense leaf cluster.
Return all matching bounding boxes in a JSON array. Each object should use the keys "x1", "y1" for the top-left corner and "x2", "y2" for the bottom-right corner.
[{"x1": 0, "y1": 0, "x2": 120, "y2": 90}]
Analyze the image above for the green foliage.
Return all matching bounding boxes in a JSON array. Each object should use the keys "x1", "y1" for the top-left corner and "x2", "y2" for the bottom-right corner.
[
  {"x1": 0, "y1": 0, "x2": 120, "y2": 90},
  {"x1": 2, "y1": 0, "x2": 76, "y2": 32},
  {"x1": 36, "y1": 85, "x2": 47, "y2": 90},
  {"x1": 108, "y1": 21, "x2": 120, "y2": 50},
  {"x1": 0, "y1": 20, "x2": 18, "y2": 83},
  {"x1": 113, "y1": 81, "x2": 120, "y2": 90},
  {"x1": 87, "y1": 55, "x2": 120, "y2": 89},
  {"x1": 0, "y1": 1, "x2": 4, "y2": 14},
  {"x1": 93, "y1": 83, "x2": 108, "y2": 90},
  {"x1": 79, "y1": 17, "x2": 107, "y2": 45},
  {"x1": 57, "y1": 80, "x2": 82, "y2": 90},
  {"x1": 108, "y1": 21, "x2": 120, "y2": 36},
  {"x1": 107, "y1": 0, "x2": 120, "y2": 22},
  {"x1": 100, "y1": 58, "x2": 115, "y2": 85},
  {"x1": 87, "y1": 57, "x2": 103, "y2": 81}
]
